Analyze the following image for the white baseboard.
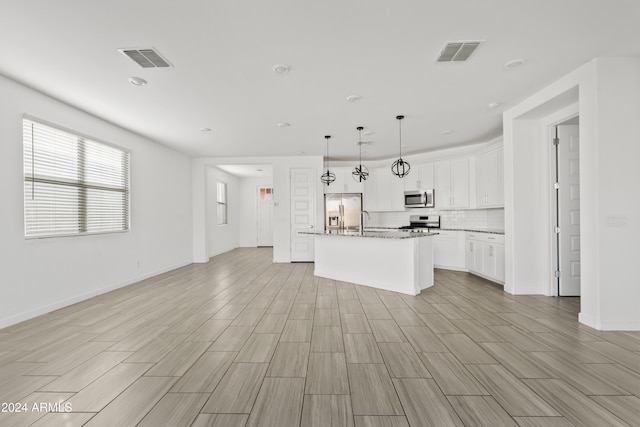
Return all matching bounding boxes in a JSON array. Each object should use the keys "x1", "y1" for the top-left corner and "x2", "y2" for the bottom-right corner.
[
  {"x1": 579, "y1": 312, "x2": 640, "y2": 331},
  {"x1": 0, "y1": 260, "x2": 192, "y2": 330}
]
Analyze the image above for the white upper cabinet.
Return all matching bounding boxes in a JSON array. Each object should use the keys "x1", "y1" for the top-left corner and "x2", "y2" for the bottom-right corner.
[
  {"x1": 475, "y1": 145, "x2": 504, "y2": 207},
  {"x1": 324, "y1": 167, "x2": 364, "y2": 194},
  {"x1": 364, "y1": 166, "x2": 404, "y2": 211},
  {"x1": 404, "y1": 162, "x2": 435, "y2": 191},
  {"x1": 435, "y1": 157, "x2": 470, "y2": 209}
]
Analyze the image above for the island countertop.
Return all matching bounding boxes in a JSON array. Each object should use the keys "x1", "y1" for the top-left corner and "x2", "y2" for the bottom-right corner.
[{"x1": 299, "y1": 230, "x2": 439, "y2": 239}]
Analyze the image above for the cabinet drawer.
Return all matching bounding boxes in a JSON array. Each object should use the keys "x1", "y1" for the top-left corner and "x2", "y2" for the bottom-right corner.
[{"x1": 466, "y1": 232, "x2": 504, "y2": 244}]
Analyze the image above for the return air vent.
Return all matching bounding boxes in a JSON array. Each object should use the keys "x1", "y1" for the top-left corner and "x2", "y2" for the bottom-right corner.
[
  {"x1": 119, "y1": 48, "x2": 172, "y2": 68},
  {"x1": 436, "y1": 41, "x2": 482, "y2": 62}
]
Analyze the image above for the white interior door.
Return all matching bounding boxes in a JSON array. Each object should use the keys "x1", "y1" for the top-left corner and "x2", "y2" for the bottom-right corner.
[
  {"x1": 557, "y1": 124, "x2": 581, "y2": 296},
  {"x1": 257, "y1": 187, "x2": 274, "y2": 246},
  {"x1": 290, "y1": 168, "x2": 315, "y2": 262}
]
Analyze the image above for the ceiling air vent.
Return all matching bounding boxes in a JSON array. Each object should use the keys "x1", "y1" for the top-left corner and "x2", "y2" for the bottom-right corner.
[
  {"x1": 436, "y1": 41, "x2": 482, "y2": 62},
  {"x1": 119, "y1": 48, "x2": 172, "y2": 68}
]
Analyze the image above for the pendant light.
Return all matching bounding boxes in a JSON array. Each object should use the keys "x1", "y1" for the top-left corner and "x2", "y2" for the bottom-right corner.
[
  {"x1": 320, "y1": 135, "x2": 336, "y2": 185},
  {"x1": 352, "y1": 126, "x2": 369, "y2": 182},
  {"x1": 391, "y1": 115, "x2": 410, "y2": 178}
]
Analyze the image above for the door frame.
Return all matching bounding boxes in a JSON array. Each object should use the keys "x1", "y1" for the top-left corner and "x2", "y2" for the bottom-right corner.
[{"x1": 541, "y1": 105, "x2": 580, "y2": 296}]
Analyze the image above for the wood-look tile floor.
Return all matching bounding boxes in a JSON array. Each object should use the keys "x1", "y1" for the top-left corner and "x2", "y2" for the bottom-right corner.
[{"x1": 1, "y1": 247, "x2": 639, "y2": 426}]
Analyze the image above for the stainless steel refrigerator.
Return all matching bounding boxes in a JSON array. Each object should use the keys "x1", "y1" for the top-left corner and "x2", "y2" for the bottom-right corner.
[{"x1": 324, "y1": 193, "x2": 362, "y2": 232}]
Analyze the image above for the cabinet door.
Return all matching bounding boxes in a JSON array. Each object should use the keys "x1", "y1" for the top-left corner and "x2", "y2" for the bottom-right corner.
[
  {"x1": 390, "y1": 173, "x2": 405, "y2": 211},
  {"x1": 451, "y1": 157, "x2": 469, "y2": 208},
  {"x1": 476, "y1": 151, "x2": 489, "y2": 207},
  {"x1": 497, "y1": 146, "x2": 504, "y2": 206},
  {"x1": 482, "y1": 244, "x2": 496, "y2": 278},
  {"x1": 405, "y1": 163, "x2": 434, "y2": 191},
  {"x1": 345, "y1": 167, "x2": 365, "y2": 193},
  {"x1": 434, "y1": 232, "x2": 458, "y2": 268},
  {"x1": 466, "y1": 241, "x2": 476, "y2": 271},
  {"x1": 363, "y1": 168, "x2": 377, "y2": 211},
  {"x1": 434, "y1": 161, "x2": 452, "y2": 208},
  {"x1": 476, "y1": 147, "x2": 503, "y2": 207},
  {"x1": 495, "y1": 244, "x2": 505, "y2": 282},
  {"x1": 473, "y1": 241, "x2": 484, "y2": 274}
]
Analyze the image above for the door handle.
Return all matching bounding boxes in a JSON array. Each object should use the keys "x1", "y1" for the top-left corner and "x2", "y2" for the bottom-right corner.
[{"x1": 308, "y1": 225, "x2": 314, "y2": 228}]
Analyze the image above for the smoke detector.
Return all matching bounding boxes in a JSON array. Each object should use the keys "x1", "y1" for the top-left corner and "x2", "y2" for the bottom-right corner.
[
  {"x1": 436, "y1": 41, "x2": 483, "y2": 62},
  {"x1": 119, "y1": 48, "x2": 172, "y2": 68}
]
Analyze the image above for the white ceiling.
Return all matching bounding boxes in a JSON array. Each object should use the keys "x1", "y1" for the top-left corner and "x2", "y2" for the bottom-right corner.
[{"x1": 1, "y1": 1, "x2": 639, "y2": 161}]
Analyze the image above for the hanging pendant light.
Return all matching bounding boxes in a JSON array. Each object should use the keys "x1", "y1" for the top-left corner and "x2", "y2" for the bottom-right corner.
[
  {"x1": 391, "y1": 115, "x2": 410, "y2": 178},
  {"x1": 352, "y1": 126, "x2": 369, "y2": 182},
  {"x1": 320, "y1": 135, "x2": 336, "y2": 185}
]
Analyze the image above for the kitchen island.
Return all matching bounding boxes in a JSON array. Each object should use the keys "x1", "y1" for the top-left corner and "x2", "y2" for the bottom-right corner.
[{"x1": 304, "y1": 230, "x2": 437, "y2": 296}]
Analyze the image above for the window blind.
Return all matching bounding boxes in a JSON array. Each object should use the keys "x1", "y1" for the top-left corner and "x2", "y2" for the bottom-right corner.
[{"x1": 23, "y1": 118, "x2": 130, "y2": 238}]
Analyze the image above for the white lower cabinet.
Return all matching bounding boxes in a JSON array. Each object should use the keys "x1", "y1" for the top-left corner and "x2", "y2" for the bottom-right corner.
[
  {"x1": 433, "y1": 230, "x2": 466, "y2": 270},
  {"x1": 466, "y1": 232, "x2": 505, "y2": 284}
]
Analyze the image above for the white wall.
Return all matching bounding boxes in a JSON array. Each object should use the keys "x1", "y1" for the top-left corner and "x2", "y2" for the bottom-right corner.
[
  {"x1": 239, "y1": 177, "x2": 274, "y2": 247},
  {"x1": 0, "y1": 74, "x2": 193, "y2": 328},
  {"x1": 192, "y1": 156, "x2": 323, "y2": 263},
  {"x1": 206, "y1": 166, "x2": 240, "y2": 257},
  {"x1": 504, "y1": 57, "x2": 640, "y2": 330}
]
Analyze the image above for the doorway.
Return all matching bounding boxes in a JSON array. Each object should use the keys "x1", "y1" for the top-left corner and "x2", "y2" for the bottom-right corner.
[
  {"x1": 257, "y1": 187, "x2": 274, "y2": 247},
  {"x1": 551, "y1": 117, "x2": 581, "y2": 296}
]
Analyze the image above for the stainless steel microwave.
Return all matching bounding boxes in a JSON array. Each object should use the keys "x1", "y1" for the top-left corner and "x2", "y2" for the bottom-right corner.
[{"x1": 404, "y1": 190, "x2": 435, "y2": 208}]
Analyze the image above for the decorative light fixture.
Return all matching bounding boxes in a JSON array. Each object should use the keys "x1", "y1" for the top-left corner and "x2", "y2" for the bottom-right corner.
[
  {"x1": 320, "y1": 135, "x2": 336, "y2": 185},
  {"x1": 352, "y1": 126, "x2": 369, "y2": 182},
  {"x1": 391, "y1": 115, "x2": 410, "y2": 178}
]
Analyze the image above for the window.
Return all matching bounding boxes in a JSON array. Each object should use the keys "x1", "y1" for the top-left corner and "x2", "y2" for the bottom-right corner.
[
  {"x1": 217, "y1": 181, "x2": 227, "y2": 225},
  {"x1": 23, "y1": 117, "x2": 130, "y2": 238},
  {"x1": 259, "y1": 187, "x2": 273, "y2": 201}
]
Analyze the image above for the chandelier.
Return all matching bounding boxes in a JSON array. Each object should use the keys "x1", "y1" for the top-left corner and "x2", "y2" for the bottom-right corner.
[
  {"x1": 320, "y1": 135, "x2": 336, "y2": 185},
  {"x1": 391, "y1": 115, "x2": 410, "y2": 178},
  {"x1": 352, "y1": 126, "x2": 369, "y2": 182}
]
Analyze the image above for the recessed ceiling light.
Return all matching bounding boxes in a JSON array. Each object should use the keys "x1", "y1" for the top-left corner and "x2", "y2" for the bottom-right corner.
[
  {"x1": 487, "y1": 102, "x2": 500, "y2": 110},
  {"x1": 442, "y1": 129, "x2": 454, "y2": 135},
  {"x1": 272, "y1": 64, "x2": 290, "y2": 74},
  {"x1": 346, "y1": 95, "x2": 362, "y2": 103},
  {"x1": 128, "y1": 76, "x2": 147, "y2": 86},
  {"x1": 277, "y1": 122, "x2": 290, "y2": 128},
  {"x1": 505, "y1": 58, "x2": 525, "y2": 69},
  {"x1": 199, "y1": 127, "x2": 212, "y2": 132}
]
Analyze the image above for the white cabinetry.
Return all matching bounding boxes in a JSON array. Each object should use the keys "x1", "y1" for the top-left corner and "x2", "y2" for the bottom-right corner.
[
  {"x1": 435, "y1": 157, "x2": 470, "y2": 209},
  {"x1": 476, "y1": 145, "x2": 503, "y2": 207},
  {"x1": 433, "y1": 230, "x2": 466, "y2": 270},
  {"x1": 404, "y1": 162, "x2": 434, "y2": 191},
  {"x1": 466, "y1": 232, "x2": 505, "y2": 283},
  {"x1": 363, "y1": 167, "x2": 404, "y2": 212},
  {"x1": 324, "y1": 167, "x2": 364, "y2": 194}
]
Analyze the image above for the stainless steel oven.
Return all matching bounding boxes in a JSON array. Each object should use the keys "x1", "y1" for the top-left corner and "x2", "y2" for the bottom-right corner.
[{"x1": 404, "y1": 189, "x2": 434, "y2": 208}]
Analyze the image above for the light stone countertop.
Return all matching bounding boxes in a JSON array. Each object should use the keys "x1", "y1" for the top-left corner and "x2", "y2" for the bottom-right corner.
[{"x1": 299, "y1": 230, "x2": 439, "y2": 239}]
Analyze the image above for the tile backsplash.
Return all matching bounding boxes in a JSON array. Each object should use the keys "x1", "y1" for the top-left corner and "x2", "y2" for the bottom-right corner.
[{"x1": 367, "y1": 208, "x2": 504, "y2": 230}]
